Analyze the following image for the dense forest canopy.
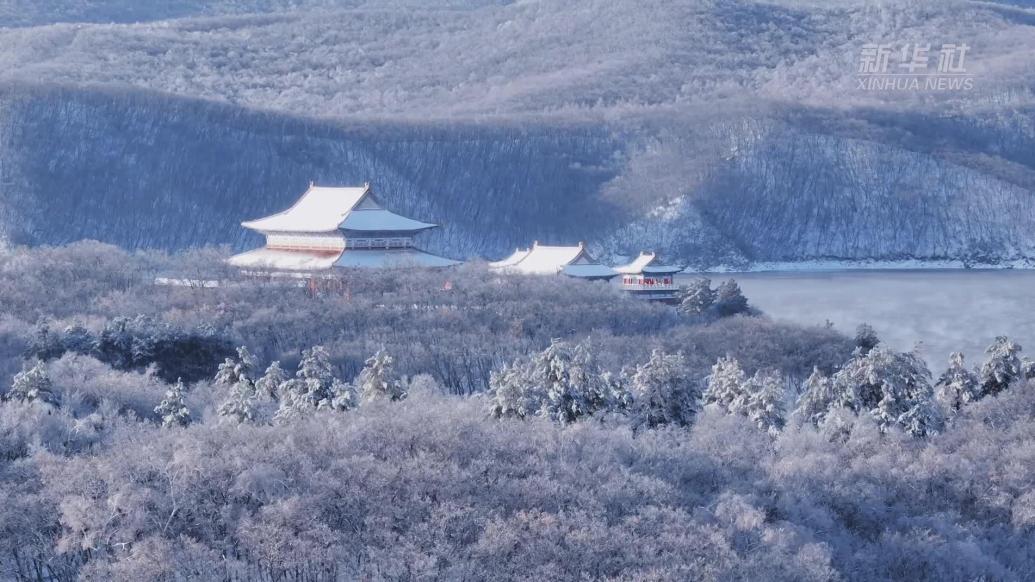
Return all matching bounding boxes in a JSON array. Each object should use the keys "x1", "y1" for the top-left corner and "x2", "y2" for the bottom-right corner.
[{"x1": 0, "y1": 242, "x2": 1033, "y2": 580}]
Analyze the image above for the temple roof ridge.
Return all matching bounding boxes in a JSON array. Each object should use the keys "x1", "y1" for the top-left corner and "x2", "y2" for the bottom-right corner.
[
  {"x1": 491, "y1": 242, "x2": 617, "y2": 280},
  {"x1": 614, "y1": 251, "x2": 684, "y2": 275},
  {"x1": 241, "y1": 183, "x2": 437, "y2": 234}
]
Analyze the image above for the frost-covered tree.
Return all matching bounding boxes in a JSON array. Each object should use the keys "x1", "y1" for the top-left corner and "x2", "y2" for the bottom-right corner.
[
  {"x1": 539, "y1": 341, "x2": 605, "y2": 423},
  {"x1": 218, "y1": 380, "x2": 258, "y2": 424},
  {"x1": 329, "y1": 378, "x2": 356, "y2": 412},
  {"x1": 854, "y1": 323, "x2": 880, "y2": 355},
  {"x1": 599, "y1": 370, "x2": 633, "y2": 415},
  {"x1": 794, "y1": 367, "x2": 835, "y2": 427},
  {"x1": 629, "y1": 349, "x2": 700, "y2": 429},
  {"x1": 831, "y1": 348, "x2": 942, "y2": 437},
  {"x1": 255, "y1": 361, "x2": 287, "y2": 401},
  {"x1": 297, "y1": 346, "x2": 334, "y2": 390},
  {"x1": 488, "y1": 361, "x2": 538, "y2": 420},
  {"x1": 714, "y1": 279, "x2": 749, "y2": 317},
  {"x1": 934, "y1": 352, "x2": 981, "y2": 414},
  {"x1": 213, "y1": 357, "x2": 236, "y2": 386},
  {"x1": 1024, "y1": 358, "x2": 1035, "y2": 381},
  {"x1": 704, "y1": 356, "x2": 748, "y2": 413},
  {"x1": 154, "y1": 378, "x2": 191, "y2": 428},
  {"x1": 739, "y1": 369, "x2": 786, "y2": 434},
  {"x1": 979, "y1": 336, "x2": 1023, "y2": 397},
  {"x1": 214, "y1": 346, "x2": 258, "y2": 389},
  {"x1": 61, "y1": 321, "x2": 94, "y2": 355},
  {"x1": 489, "y1": 340, "x2": 609, "y2": 423},
  {"x1": 706, "y1": 361, "x2": 786, "y2": 434},
  {"x1": 94, "y1": 316, "x2": 134, "y2": 369},
  {"x1": 213, "y1": 347, "x2": 259, "y2": 423},
  {"x1": 273, "y1": 381, "x2": 309, "y2": 422},
  {"x1": 274, "y1": 346, "x2": 343, "y2": 421},
  {"x1": 405, "y1": 373, "x2": 443, "y2": 397},
  {"x1": 677, "y1": 278, "x2": 715, "y2": 316},
  {"x1": 357, "y1": 349, "x2": 406, "y2": 403},
  {"x1": 234, "y1": 360, "x2": 286, "y2": 425},
  {"x1": 8, "y1": 360, "x2": 57, "y2": 405},
  {"x1": 27, "y1": 322, "x2": 65, "y2": 361}
]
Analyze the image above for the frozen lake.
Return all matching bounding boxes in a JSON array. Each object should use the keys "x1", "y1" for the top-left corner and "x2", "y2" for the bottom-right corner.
[{"x1": 682, "y1": 270, "x2": 1035, "y2": 367}]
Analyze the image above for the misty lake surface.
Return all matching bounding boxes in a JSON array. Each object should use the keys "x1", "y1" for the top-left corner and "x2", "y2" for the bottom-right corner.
[{"x1": 682, "y1": 270, "x2": 1035, "y2": 366}]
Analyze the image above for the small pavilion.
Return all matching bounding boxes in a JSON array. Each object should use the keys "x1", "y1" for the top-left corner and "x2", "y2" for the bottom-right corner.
[{"x1": 613, "y1": 251, "x2": 684, "y2": 302}]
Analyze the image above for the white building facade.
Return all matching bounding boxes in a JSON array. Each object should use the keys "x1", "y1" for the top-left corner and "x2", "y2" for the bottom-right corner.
[{"x1": 229, "y1": 183, "x2": 460, "y2": 272}]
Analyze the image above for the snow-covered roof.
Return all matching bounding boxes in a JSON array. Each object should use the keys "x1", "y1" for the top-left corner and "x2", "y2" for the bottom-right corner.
[
  {"x1": 491, "y1": 242, "x2": 617, "y2": 279},
  {"x1": 241, "y1": 183, "x2": 437, "y2": 234},
  {"x1": 506, "y1": 244, "x2": 582, "y2": 274},
  {"x1": 228, "y1": 247, "x2": 343, "y2": 271},
  {"x1": 614, "y1": 251, "x2": 684, "y2": 275},
  {"x1": 561, "y1": 264, "x2": 619, "y2": 279},
  {"x1": 488, "y1": 248, "x2": 531, "y2": 268},
  {"x1": 333, "y1": 248, "x2": 461, "y2": 269},
  {"x1": 640, "y1": 265, "x2": 684, "y2": 275},
  {"x1": 340, "y1": 209, "x2": 436, "y2": 233},
  {"x1": 614, "y1": 252, "x2": 655, "y2": 274}
]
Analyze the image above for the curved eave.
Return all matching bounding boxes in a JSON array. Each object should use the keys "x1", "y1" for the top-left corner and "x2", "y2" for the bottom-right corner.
[
  {"x1": 614, "y1": 252, "x2": 684, "y2": 275},
  {"x1": 640, "y1": 266, "x2": 685, "y2": 275},
  {"x1": 340, "y1": 209, "x2": 438, "y2": 233},
  {"x1": 339, "y1": 226, "x2": 438, "y2": 237},
  {"x1": 240, "y1": 185, "x2": 369, "y2": 233},
  {"x1": 228, "y1": 247, "x2": 343, "y2": 272},
  {"x1": 240, "y1": 222, "x2": 345, "y2": 235},
  {"x1": 489, "y1": 248, "x2": 532, "y2": 269},
  {"x1": 562, "y1": 264, "x2": 619, "y2": 280},
  {"x1": 332, "y1": 248, "x2": 461, "y2": 269},
  {"x1": 243, "y1": 225, "x2": 343, "y2": 235}
]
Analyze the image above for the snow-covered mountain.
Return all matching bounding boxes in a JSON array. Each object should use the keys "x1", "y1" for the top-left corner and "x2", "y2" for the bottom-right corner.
[
  {"x1": 0, "y1": 85, "x2": 629, "y2": 258},
  {"x1": 0, "y1": 0, "x2": 1033, "y2": 267}
]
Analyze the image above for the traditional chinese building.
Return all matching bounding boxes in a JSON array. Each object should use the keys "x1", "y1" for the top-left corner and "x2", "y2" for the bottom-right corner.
[
  {"x1": 489, "y1": 241, "x2": 618, "y2": 280},
  {"x1": 229, "y1": 183, "x2": 460, "y2": 273},
  {"x1": 614, "y1": 251, "x2": 684, "y2": 302}
]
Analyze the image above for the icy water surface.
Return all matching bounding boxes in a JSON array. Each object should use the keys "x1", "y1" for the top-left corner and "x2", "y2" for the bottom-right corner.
[{"x1": 681, "y1": 270, "x2": 1035, "y2": 366}]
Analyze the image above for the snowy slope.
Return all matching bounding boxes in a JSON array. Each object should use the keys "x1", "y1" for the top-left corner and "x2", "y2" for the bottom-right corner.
[
  {"x1": 0, "y1": 0, "x2": 1034, "y2": 267},
  {"x1": 3, "y1": 1, "x2": 1032, "y2": 120},
  {"x1": 0, "y1": 0, "x2": 510, "y2": 27},
  {"x1": 1, "y1": 84, "x2": 1033, "y2": 268},
  {"x1": 0, "y1": 85, "x2": 625, "y2": 258}
]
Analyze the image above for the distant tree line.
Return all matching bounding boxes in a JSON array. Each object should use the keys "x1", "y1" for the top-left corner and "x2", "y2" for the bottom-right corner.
[
  {"x1": 25, "y1": 316, "x2": 234, "y2": 383},
  {"x1": 2, "y1": 242, "x2": 848, "y2": 395},
  {"x1": 486, "y1": 332, "x2": 1035, "y2": 441}
]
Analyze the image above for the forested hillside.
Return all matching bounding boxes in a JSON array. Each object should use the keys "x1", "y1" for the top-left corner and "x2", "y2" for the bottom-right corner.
[
  {"x1": 1, "y1": 85, "x2": 1033, "y2": 266},
  {"x1": 0, "y1": 85, "x2": 630, "y2": 258},
  {"x1": 0, "y1": 0, "x2": 1034, "y2": 265},
  {"x1": 0, "y1": 0, "x2": 512, "y2": 28},
  {"x1": 0, "y1": 244, "x2": 1033, "y2": 580}
]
